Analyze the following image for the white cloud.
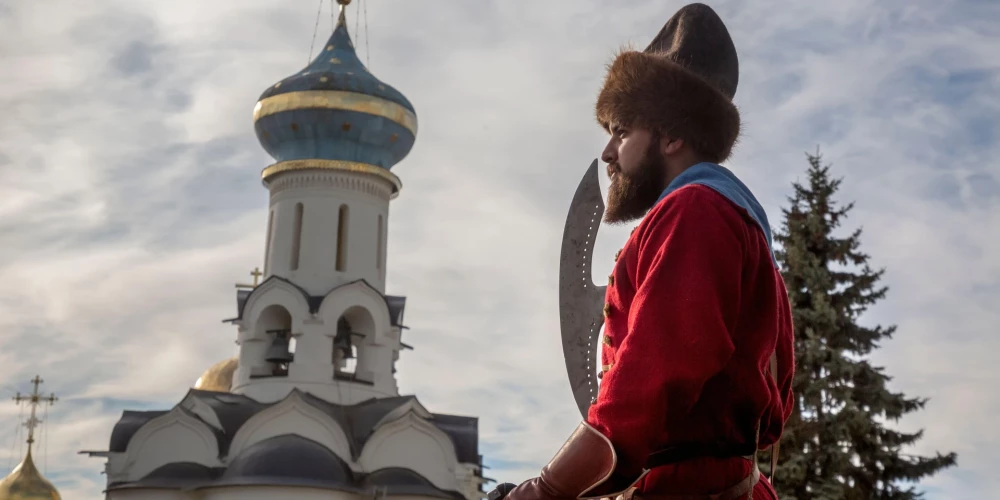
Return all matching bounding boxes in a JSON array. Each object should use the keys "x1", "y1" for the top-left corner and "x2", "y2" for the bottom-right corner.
[{"x1": 0, "y1": 0, "x2": 997, "y2": 499}]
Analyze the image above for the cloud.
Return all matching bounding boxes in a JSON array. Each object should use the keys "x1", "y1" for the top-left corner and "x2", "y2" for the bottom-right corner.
[{"x1": 0, "y1": 0, "x2": 997, "y2": 499}]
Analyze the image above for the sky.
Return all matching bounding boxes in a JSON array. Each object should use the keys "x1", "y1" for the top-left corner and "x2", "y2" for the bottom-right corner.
[{"x1": 0, "y1": 0, "x2": 997, "y2": 498}]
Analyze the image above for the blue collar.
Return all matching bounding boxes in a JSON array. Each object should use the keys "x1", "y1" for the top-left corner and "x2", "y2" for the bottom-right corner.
[{"x1": 656, "y1": 162, "x2": 776, "y2": 267}]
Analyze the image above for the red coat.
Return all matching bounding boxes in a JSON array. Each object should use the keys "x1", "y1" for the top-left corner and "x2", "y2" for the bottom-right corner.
[{"x1": 587, "y1": 184, "x2": 795, "y2": 497}]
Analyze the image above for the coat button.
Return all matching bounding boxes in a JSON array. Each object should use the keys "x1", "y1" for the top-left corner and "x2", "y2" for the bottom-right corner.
[
  {"x1": 614, "y1": 249, "x2": 622, "y2": 261},
  {"x1": 608, "y1": 274, "x2": 615, "y2": 286},
  {"x1": 603, "y1": 303, "x2": 611, "y2": 317},
  {"x1": 602, "y1": 335, "x2": 612, "y2": 346}
]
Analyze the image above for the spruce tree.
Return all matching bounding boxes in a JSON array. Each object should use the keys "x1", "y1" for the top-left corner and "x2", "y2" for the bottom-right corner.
[{"x1": 767, "y1": 150, "x2": 957, "y2": 499}]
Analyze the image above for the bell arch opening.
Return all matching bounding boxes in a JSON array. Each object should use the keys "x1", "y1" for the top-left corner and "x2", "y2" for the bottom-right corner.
[
  {"x1": 333, "y1": 305, "x2": 376, "y2": 384},
  {"x1": 256, "y1": 304, "x2": 294, "y2": 378}
]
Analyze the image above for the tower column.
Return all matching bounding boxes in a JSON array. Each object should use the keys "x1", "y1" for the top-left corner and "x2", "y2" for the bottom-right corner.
[
  {"x1": 262, "y1": 168, "x2": 395, "y2": 296},
  {"x1": 237, "y1": 0, "x2": 416, "y2": 405},
  {"x1": 288, "y1": 322, "x2": 335, "y2": 380}
]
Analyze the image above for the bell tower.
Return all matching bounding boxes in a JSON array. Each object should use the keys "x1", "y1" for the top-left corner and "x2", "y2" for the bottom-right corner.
[
  {"x1": 86, "y1": 4, "x2": 486, "y2": 498},
  {"x1": 230, "y1": 0, "x2": 416, "y2": 404}
]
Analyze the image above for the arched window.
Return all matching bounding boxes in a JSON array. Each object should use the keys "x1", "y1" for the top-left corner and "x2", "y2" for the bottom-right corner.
[
  {"x1": 333, "y1": 307, "x2": 375, "y2": 383},
  {"x1": 376, "y1": 215, "x2": 384, "y2": 274},
  {"x1": 291, "y1": 203, "x2": 304, "y2": 270},
  {"x1": 264, "y1": 210, "x2": 274, "y2": 274},
  {"x1": 333, "y1": 317, "x2": 358, "y2": 375},
  {"x1": 256, "y1": 305, "x2": 294, "y2": 377},
  {"x1": 336, "y1": 204, "x2": 349, "y2": 272}
]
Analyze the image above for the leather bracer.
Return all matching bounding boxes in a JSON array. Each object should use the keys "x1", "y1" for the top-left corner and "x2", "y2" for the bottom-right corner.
[{"x1": 505, "y1": 422, "x2": 646, "y2": 500}]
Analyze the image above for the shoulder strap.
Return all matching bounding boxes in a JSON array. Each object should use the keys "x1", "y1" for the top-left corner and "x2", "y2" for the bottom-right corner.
[{"x1": 766, "y1": 352, "x2": 780, "y2": 483}]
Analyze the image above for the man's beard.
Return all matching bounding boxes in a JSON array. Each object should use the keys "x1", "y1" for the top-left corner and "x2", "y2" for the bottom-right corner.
[{"x1": 604, "y1": 141, "x2": 666, "y2": 224}]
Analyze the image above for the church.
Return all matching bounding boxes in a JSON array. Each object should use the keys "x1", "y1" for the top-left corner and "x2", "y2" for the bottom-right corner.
[{"x1": 76, "y1": 1, "x2": 488, "y2": 499}]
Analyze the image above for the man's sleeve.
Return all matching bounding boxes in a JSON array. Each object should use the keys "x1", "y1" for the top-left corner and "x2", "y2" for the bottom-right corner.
[{"x1": 587, "y1": 186, "x2": 744, "y2": 477}]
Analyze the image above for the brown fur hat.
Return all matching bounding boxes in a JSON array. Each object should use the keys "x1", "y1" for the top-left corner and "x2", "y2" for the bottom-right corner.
[{"x1": 596, "y1": 3, "x2": 741, "y2": 163}]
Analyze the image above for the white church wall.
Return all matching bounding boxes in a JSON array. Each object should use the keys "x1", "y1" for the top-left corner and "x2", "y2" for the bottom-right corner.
[
  {"x1": 108, "y1": 489, "x2": 189, "y2": 500},
  {"x1": 317, "y1": 280, "x2": 393, "y2": 343},
  {"x1": 201, "y1": 485, "x2": 359, "y2": 500},
  {"x1": 265, "y1": 170, "x2": 392, "y2": 296},
  {"x1": 122, "y1": 408, "x2": 221, "y2": 481},
  {"x1": 240, "y1": 279, "x2": 312, "y2": 328},
  {"x1": 225, "y1": 392, "x2": 353, "y2": 464},
  {"x1": 104, "y1": 452, "x2": 129, "y2": 484},
  {"x1": 360, "y1": 412, "x2": 461, "y2": 492},
  {"x1": 455, "y1": 463, "x2": 487, "y2": 500}
]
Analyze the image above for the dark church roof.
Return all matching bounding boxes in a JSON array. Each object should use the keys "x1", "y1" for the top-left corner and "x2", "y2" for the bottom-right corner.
[
  {"x1": 109, "y1": 410, "x2": 169, "y2": 452},
  {"x1": 361, "y1": 468, "x2": 466, "y2": 500},
  {"x1": 108, "y1": 390, "x2": 478, "y2": 462},
  {"x1": 103, "y1": 390, "x2": 479, "y2": 497},
  {"x1": 109, "y1": 462, "x2": 224, "y2": 490},
  {"x1": 431, "y1": 413, "x2": 480, "y2": 465},
  {"x1": 210, "y1": 434, "x2": 357, "y2": 491},
  {"x1": 107, "y1": 434, "x2": 466, "y2": 499}
]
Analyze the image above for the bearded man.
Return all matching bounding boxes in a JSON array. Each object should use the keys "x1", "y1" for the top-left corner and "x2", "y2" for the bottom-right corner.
[{"x1": 499, "y1": 4, "x2": 795, "y2": 500}]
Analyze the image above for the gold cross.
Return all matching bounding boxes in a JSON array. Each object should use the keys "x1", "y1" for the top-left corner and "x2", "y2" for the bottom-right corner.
[
  {"x1": 236, "y1": 267, "x2": 264, "y2": 289},
  {"x1": 12, "y1": 375, "x2": 57, "y2": 447}
]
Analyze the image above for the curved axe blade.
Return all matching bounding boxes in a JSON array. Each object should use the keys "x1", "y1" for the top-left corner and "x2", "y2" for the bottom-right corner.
[{"x1": 559, "y1": 159, "x2": 607, "y2": 418}]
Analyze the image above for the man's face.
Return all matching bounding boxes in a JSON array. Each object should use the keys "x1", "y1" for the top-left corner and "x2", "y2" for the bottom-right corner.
[{"x1": 601, "y1": 124, "x2": 666, "y2": 224}]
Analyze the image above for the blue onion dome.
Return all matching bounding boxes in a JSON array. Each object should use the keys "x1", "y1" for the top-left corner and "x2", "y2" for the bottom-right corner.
[{"x1": 253, "y1": 1, "x2": 416, "y2": 189}]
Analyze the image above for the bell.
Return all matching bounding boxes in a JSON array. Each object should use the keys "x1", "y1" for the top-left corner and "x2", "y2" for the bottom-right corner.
[
  {"x1": 265, "y1": 336, "x2": 294, "y2": 364},
  {"x1": 334, "y1": 318, "x2": 355, "y2": 359},
  {"x1": 334, "y1": 335, "x2": 354, "y2": 359}
]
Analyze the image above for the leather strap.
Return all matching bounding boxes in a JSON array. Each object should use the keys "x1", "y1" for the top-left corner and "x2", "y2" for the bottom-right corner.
[
  {"x1": 542, "y1": 422, "x2": 618, "y2": 498},
  {"x1": 766, "y1": 352, "x2": 779, "y2": 484},
  {"x1": 622, "y1": 462, "x2": 760, "y2": 500},
  {"x1": 646, "y1": 442, "x2": 757, "y2": 468}
]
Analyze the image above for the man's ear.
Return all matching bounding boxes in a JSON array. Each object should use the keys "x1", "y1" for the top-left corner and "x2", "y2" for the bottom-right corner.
[{"x1": 660, "y1": 136, "x2": 685, "y2": 156}]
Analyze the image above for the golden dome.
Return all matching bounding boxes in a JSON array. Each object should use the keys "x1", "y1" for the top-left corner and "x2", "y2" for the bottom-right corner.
[
  {"x1": 193, "y1": 357, "x2": 238, "y2": 392},
  {"x1": 0, "y1": 448, "x2": 61, "y2": 500}
]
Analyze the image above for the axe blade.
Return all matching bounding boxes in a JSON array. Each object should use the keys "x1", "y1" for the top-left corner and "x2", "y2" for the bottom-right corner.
[{"x1": 558, "y1": 159, "x2": 608, "y2": 418}]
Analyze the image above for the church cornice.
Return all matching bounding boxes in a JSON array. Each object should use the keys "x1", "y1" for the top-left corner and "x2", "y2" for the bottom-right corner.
[
  {"x1": 264, "y1": 162, "x2": 397, "y2": 199},
  {"x1": 233, "y1": 275, "x2": 406, "y2": 329}
]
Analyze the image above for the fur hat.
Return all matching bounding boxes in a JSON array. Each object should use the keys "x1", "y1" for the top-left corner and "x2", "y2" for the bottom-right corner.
[{"x1": 596, "y1": 3, "x2": 741, "y2": 163}]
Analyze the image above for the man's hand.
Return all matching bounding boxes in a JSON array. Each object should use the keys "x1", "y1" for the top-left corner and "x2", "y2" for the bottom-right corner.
[
  {"x1": 503, "y1": 477, "x2": 568, "y2": 500},
  {"x1": 488, "y1": 483, "x2": 518, "y2": 500}
]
